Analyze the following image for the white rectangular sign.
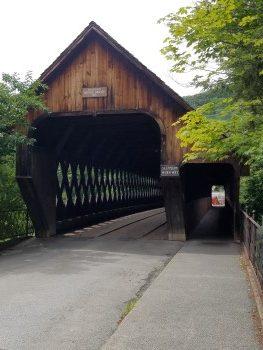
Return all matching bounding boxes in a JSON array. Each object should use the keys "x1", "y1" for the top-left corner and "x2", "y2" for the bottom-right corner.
[
  {"x1": 82, "y1": 87, "x2": 108, "y2": 98},
  {"x1": 160, "y1": 165, "x2": 180, "y2": 177}
]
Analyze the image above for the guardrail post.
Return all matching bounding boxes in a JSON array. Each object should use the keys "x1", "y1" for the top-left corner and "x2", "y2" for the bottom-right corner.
[
  {"x1": 26, "y1": 210, "x2": 29, "y2": 235},
  {"x1": 242, "y1": 210, "x2": 263, "y2": 289}
]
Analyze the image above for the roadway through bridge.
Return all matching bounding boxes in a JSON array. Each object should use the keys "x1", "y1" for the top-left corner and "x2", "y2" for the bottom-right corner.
[
  {"x1": 0, "y1": 208, "x2": 182, "y2": 350},
  {"x1": 0, "y1": 208, "x2": 260, "y2": 350},
  {"x1": 64, "y1": 208, "x2": 168, "y2": 240}
]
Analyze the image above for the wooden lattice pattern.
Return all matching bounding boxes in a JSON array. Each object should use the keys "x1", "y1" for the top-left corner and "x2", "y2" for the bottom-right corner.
[{"x1": 56, "y1": 160, "x2": 162, "y2": 220}]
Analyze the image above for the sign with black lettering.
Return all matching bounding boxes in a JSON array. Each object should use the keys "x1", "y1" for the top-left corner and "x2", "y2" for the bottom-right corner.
[
  {"x1": 160, "y1": 164, "x2": 180, "y2": 177},
  {"x1": 82, "y1": 87, "x2": 108, "y2": 98}
]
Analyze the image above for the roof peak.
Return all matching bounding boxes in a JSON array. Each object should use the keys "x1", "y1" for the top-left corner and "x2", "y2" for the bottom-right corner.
[
  {"x1": 88, "y1": 20, "x2": 100, "y2": 27},
  {"x1": 40, "y1": 21, "x2": 191, "y2": 111}
]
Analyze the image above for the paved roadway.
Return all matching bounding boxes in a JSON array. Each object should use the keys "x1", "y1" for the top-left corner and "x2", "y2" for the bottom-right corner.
[
  {"x1": 103, "y1": 240, "x2": 262, "y2": 350},
  {"x1": 0, "y1": 208, "x2": 182, "y2": 350},
  {"x1": 0, "y1": 209, "x2": 260, "y2": 349}
]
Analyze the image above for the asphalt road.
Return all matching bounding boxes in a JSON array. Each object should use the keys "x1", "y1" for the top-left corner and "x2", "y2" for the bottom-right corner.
[
  {"x1": 0, "y1": 210, "x2": 181, "y2": 350},
  {"x1": 103, "y1": 240, "x2": 261, "y2": 350}
]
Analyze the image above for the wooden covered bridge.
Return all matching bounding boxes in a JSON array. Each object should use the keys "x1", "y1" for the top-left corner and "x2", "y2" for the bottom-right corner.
[{"x1": 17, "y1": 22, "x2": 242, "y2": 241}]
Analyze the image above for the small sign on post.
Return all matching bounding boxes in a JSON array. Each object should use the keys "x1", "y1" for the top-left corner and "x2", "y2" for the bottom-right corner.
[
  {"x1": 82, "y1": 87, "x2": 108, "y2": 98},
  {"x1": 160, "y1": 164, "x2": 180, "y2": 177}
]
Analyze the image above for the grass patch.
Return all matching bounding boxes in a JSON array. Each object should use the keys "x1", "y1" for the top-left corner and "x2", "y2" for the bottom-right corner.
[{"x1": 118, "y1": 297, "x2": 138, "y2": 324}]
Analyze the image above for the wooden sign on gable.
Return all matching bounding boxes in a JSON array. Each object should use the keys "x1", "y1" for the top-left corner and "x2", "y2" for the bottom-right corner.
[{"x1": 82, "y1": 87, "x2": 108, "y2": 98}]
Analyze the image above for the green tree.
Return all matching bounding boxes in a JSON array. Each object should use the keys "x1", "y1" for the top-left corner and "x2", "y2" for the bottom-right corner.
[
  {"x1": 160, "y1": 0, "x2": 263, "y2": 218},
  {"x1": 0, "y1": 73, "x2": 46, "y2": 160},
  {"x1": 0, "y1": 73, "x2": 46, "y2": 239},
  {"x1": 0, "y1": 156, "x2": 23, "y2": 211},
  {"x1": 160, "y1": 0, "x2": 263, "y2": 98}
]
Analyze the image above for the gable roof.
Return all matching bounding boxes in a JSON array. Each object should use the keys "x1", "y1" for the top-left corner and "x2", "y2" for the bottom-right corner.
[{"x1": 40, "y1": 21, "x2": 191, "y2": 111}]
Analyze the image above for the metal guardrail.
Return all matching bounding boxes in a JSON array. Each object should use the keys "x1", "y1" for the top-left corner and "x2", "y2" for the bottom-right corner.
[
  {"x1": 0, "y1": 209, "x2": 34, "y2": 242},
  {"x1": 241, "y1": 210, "x2": 263, "y2": 288}
]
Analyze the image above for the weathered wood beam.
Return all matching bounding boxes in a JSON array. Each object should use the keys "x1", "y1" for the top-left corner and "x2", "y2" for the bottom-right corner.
[{"x1": 163, "y1": 177, "x2": 186, "y2": 241}]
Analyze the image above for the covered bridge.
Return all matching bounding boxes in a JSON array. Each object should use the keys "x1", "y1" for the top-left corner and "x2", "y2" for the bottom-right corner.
[{"x1": 16, "y1": 22, "x2": 241, "y2": 241}]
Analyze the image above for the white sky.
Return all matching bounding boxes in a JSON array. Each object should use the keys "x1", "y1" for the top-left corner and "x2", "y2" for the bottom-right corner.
[{"x1": 0, "y1": 0, "x2": 198, "y2": 97}]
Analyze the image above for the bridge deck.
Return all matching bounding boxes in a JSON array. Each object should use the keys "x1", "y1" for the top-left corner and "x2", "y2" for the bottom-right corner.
[{"x1": 64, "y1": 208, "x2": 169, "y2": 240}]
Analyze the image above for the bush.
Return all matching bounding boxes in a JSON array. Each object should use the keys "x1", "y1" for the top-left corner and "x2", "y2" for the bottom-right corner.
[
  {"x1": 0, "y1": 155, "x2": 33, "y2": 241},
  {"x1": 240, "y1": 167, "x2": 263, "y2": 223}
]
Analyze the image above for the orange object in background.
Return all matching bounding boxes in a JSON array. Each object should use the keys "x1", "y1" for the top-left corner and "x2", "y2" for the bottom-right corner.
[
  {"x1": 212, "y1": 196, "x2": 220, "y2": 206},
  {"x1": 211, "y1": 185, "x2": 226, "y2": 207}
]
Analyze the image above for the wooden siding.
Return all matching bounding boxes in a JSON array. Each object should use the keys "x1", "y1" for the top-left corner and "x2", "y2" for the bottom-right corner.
[{"x1": 37, "y1": 37, "x2": 185, "y2": 164}]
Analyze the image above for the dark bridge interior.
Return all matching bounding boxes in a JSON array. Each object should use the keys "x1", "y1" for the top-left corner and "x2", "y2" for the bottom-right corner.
[
  {"x1": 31, "y1": 113, "x2": 163, "y2": 232},
  {"x1": 180, "y1": 163, "x2": 235, "y2": 239}
]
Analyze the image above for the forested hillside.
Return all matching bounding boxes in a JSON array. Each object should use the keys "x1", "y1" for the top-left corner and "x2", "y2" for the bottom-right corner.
[{"x1": 183, "y1": 87, "x2": 230, "y2": 109}]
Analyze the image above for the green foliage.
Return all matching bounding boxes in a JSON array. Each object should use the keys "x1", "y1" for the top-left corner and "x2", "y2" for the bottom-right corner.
[
  {"x1": 240, "y1": 167, "x2": 263, "y2": 221},
  {"x1": 0, "y1": 72, "x2": 47, "y2": 160},
  {"x1": 0, "y1": 154, "x2": 34, "y2": 242},
  {"x1": 176, "y1": 98, "x2": 263, "y2": 218},
  {"x1": 159, "y1": 0, "x2": 263, "y2": 98},
  {"x1": 0, "y1": 155, "x2": 24, "y2": 212},
  {"x1": 176, "y1": 99, "x2": 263, "y2": 165},
  {"x1": 160, "y1": 0, "x2": 263, "y2": 218},
  {"x1": 0, "y1": 73, "x2": 46, "y2": 242}
]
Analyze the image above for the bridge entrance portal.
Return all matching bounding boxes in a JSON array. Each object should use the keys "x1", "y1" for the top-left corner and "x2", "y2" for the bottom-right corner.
[
  {"x1": 180, "y1": 163, "x2": 237, "y2": 240},
  {"x1": 17, "y1": 112, "x2": 163, "y2": 236}
]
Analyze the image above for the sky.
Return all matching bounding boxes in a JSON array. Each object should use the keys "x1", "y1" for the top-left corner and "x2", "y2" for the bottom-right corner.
[{"x1": 0, "y1": 0, "x2": 198, "y2": 97}]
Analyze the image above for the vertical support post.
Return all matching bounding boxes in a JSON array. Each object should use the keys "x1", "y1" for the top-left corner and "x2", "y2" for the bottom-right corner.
[
  {"x1": 31, "y1": 148, "x2": 57, "y2": 237},
  {"x1": 162, "y1": 177, "x2": 186, "y2": 241},
  {"x1": 16, "y1": 145, "x2": 57, "y2": 238}
]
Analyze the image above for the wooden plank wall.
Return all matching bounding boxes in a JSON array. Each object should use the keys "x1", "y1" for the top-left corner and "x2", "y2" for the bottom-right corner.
[{"x1": 36, "y1": 37, "x2": 185, "y2": 164}]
